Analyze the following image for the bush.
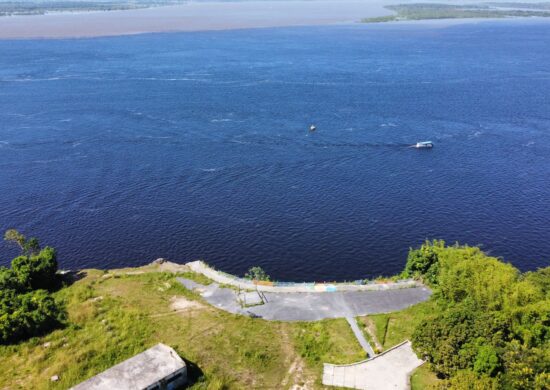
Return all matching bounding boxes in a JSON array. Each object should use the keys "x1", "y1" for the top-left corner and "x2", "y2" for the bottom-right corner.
[
  {"x1": 0, "y1": 230, "x2": 65, "y2": 344},
  {"x1": 474, "y1": 345, "x2": 500, "y2": 376},
  {"x1": 11, "y1": 246, "x2": 59, "y2": 291},
  {"x1": 244, "y1": 266, "x2": 270, "y2": 281},
  {"x1": 401, "y1": 239, "x2": 444, "y2": 284},
  {"x1": 0, "y1": 289, "x2": 65, "y2": 344},
  {"x1": 0, "y1": 267, "x2": 21, "y2": 291}
]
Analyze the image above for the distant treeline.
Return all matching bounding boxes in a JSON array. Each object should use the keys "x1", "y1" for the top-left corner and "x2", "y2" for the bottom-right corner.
[
  {"x1": 0, "y1": 0, "x2": 184, "y2": 16},
  {"x1": 485, "y1": 2, "x2": 550, "y2": 10},
  {"x1": 363, "y1": 2, "x2": 550, "y2": 23}
]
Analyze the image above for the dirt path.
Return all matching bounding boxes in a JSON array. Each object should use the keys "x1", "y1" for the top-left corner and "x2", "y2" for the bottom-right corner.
[
  {"x1": 279, "y1": 326, "x2": 314, "y2": 390},
  {"x1": 362, "y1": 317, "x2": 384, "y2": 352}
]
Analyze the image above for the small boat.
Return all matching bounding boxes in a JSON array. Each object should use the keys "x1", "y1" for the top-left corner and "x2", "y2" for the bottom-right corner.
[
  {"x1": 309, "y1": 125, "x2": 317, "y2": 132},
  {"x1": 415, "y1": 141, "x2": 433, "y2": 148}
]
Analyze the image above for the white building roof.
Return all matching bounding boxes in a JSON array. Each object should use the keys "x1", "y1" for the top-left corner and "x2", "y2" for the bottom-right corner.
[{"x1": 71, "y1": 343, "x2": 186, "y2": 390}]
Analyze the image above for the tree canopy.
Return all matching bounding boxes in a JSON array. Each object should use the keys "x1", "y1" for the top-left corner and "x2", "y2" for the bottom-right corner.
[
  {"x1": 244, "y1": 266, "x2": 271, "y2": 282},
  {"x1": 0, "y1": 230, "x2": 64, "y2": 345},
  {"x1": 407, "y1": 241, "x2": 549, "y2": 389}
]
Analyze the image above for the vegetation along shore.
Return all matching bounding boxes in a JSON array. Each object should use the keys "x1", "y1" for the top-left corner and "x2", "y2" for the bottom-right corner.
[
  {"x1": 362, "y1": 2, "x2": 550, "y2": 23},
  {"x1": 0, "y1": 230, "x2": 548, "y2": 389}
]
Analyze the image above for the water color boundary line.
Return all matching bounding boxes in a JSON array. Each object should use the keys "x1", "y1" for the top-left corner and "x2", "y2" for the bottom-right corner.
[{"x1": 185, "y1": 261, "x2": 422, "y2": 293}]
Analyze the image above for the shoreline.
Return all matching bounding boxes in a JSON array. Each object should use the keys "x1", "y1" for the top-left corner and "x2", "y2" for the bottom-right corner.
[
  {"x1": 0, "y1": 0, "x2": 393, "y2": 39},
  {"x1": 185, "y1": 260, "x2": 422, "y2": 293},
  {"x1": 2, "y1": 1, "x2": 550, "y2": 40},
  {"x1": 69, "y1": 259, "x2": 425, "y2": 292}
]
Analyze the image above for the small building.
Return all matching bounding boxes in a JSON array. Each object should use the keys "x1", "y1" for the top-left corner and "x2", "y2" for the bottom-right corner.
[{"x1": 71, "y1": 343, "x2": 187, "y2": 390}]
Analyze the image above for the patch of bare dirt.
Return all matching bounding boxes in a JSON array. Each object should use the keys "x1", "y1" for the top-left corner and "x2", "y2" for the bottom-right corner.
[
  {"x1": 170, "y1": 296, "x2": 205, "y2": 311},
  {"x1": 151, "y1": 296, "x2": 206, "y2": 318},
  {"x1": 279, "y1": 326, "x2": 314, "y2": 390},
  {"x1": 362, "y1": 317, "x2": 383, "y2": 352}
]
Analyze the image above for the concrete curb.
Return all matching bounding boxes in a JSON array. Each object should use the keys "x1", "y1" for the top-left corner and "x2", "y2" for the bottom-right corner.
[{"x1": 186, "y1": 261, "x2": 424, "y2": 293}]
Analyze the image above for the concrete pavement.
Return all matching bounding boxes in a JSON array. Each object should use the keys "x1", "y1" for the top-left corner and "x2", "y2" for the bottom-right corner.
[
  {"x1": 346, "y1": 316, "x2": 376, "y2": 358},
  {"x1": 177, "y1": 277, "x2": 431, "y2": 321},
  {"x1": 322, "y1": 341, "x2": 424, "y2": 390}
]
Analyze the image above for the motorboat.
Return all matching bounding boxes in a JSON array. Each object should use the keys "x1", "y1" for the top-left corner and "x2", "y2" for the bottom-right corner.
[{"x1": 415, "y1": 141, "x2": 433, "y2": 148}]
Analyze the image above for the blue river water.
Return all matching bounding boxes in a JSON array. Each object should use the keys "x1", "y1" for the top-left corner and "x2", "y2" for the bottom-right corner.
[{"x1": 1, "y1": 21, "x2": 549, "y2": 281}]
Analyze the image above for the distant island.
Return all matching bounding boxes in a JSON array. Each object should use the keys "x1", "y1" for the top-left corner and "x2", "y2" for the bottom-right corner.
[
  {"x1": 362, "y1": 2, "x2": 550, "y2": 23},
  {"x1": 0, "y1": 0, "x2": 185, "y2": 16},
  {"x1": 0, "y1": 0, "x2": 393, "y2": 39}
]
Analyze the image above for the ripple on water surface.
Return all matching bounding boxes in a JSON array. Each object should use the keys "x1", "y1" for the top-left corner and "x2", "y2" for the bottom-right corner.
[{"x1": 0, "y1": 22, "x2": 549, "y2": 280}]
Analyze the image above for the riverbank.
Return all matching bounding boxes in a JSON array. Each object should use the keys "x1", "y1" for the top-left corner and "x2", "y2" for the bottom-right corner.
[
  {"x1": 0, "y1": 261, "x2": 437, "y2": 389},
  {"x1": 4, "y1": 239, "x2": 545, "y2": 389},
  {"x1": 186, "y1": 260, "x2": 422, "y2": 293},
  {"x1": 362, "y1": 3, "x2": 550, "y2": 23},
  {"x1": 0, "y1": 0, "x2": 392, "y2": 39}
]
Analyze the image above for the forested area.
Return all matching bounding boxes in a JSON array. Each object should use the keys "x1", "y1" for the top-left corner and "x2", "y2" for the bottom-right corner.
[
  {"x1": 403, "y1": 240, "x2": 549, "y2": 389},
  {"x1": 362, "y1": 3, "x2": 550, "y2": 23}
]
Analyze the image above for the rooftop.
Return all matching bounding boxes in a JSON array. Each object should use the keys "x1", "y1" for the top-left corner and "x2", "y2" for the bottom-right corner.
[{"x1": 71, "y1": 343, "x2": 185, "y2": 390}]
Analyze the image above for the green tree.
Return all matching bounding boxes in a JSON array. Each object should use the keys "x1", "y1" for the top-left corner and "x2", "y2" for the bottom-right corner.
[
  {"x1": 0, "y1": 267, "x2": 20, "y2": 291},
  {"x1": 444, "y1": 370, "x2": 498, "y2": 390},
  {"x1": 401, "y1": 239, "x2": 444, "y2": 284},
  {"x1": 244, "y1": 266, "x2": 270, "y2": 281},
  {"x1": 408, "y1": 242, "x2": 549, "y2": 389},
  {"x1": 501, "y1": 341, "x2": 550, "y2": 389},
  {"x1": 4, "y1": 229, "x2": 26, "y2": 250},
  {"x1": 0, "y1": 230, "x2": 64, "y2": 344},
  {"x1": 4, "y1": 229, "x2": 41, "y2": 256},
  {"x1": 11, "y1": 246, "x2": 59, "y2": 291},
  {"x1": 474, "y1": 345, "x2": 500, "y2": 376}
]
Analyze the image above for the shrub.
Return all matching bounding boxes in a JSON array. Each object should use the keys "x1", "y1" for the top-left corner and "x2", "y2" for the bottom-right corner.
[
  {"x1": 401, "y1": 239, "x2": 444, "y2": 284},
  {"x1": 0, "y1": 230, "x2": 65, "y2": 344},
  {"x1": 11, "y1": 246, "x2": 59, "y2": 291},
  {"x1": 474, "y1": 345, "x2": 500, "y2": 376},
  {"x1": 244, "y1": 266, "x2": 270, "y2": 281},
  {"x1": 0, "y1": 289, "x2": 65, "y2": 344}
]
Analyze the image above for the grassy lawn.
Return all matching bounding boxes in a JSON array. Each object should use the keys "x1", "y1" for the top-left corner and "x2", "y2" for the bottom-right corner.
[
  {"x1": 0, "y1": 267, "x2": 365, "y2": 389},
  {"x1": 294, "y1": 319, "x2": 366, "y2": 365},
  {"x1": 410, "y1": 363, "x2": 442, "y2": 390},
  {"x1": 356, "y1": 316, "x2": 382, "y2": 354},
  {"x1": 359, "y1": 300, "x2": 437, "y2": 350}
]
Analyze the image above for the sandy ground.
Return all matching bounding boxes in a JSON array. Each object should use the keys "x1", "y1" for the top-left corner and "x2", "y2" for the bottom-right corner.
[{"x1": 0, "y1": 0, "x2": 393, "y2": 39}]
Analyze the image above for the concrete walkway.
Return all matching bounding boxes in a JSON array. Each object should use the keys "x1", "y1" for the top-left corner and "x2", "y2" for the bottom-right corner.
[
  {"x1": 346, "y1": 317, "x2": 376, "y2": 358},
  {"x1": 186, "y1": 261, "x2": 423, "y2": 293},
  {"x1": 322, "y1": 341, "x2": 423, "y2": 390},
  {"x1": 177, "y1": 277, "x2": 431, "y2": 321}
]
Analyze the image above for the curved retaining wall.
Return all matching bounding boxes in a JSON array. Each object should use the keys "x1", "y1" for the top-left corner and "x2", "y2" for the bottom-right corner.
[{"x1": 186, "y1": 261, "x2": 422, "y2": 293}]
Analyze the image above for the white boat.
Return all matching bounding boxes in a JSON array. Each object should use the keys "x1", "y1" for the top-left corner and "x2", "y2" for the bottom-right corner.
[{"x1": 415, "y1": 141, "x2": 433, "y2": 148}]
